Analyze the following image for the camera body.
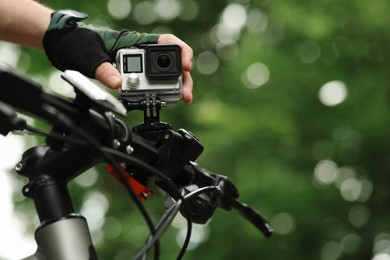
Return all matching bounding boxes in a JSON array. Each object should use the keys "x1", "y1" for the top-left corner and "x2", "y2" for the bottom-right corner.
[{"x1": 116, "y1": 44, "x2": 182, "y2": 103}]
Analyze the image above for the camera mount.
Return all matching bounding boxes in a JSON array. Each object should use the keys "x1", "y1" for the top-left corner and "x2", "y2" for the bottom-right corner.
[{"x1": 120, "y1": 96, "x2": 166, "y2": 125}]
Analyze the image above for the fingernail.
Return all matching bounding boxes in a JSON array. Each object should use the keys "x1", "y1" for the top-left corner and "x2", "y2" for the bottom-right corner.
[{"x1": 107, "y1": 75, "x2": 121, "y2": 89}]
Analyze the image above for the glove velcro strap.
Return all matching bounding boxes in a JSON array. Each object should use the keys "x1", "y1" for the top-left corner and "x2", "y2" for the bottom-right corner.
[{"x1": 47, "y1": 9, "x2": 88, "y2": 31}]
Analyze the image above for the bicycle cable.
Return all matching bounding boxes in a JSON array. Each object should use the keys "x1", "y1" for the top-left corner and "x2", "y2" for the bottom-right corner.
[
  {"x1": 101, "y1": 146, "x2": 194, "y2": 259},
  {"x1": 23, "y1": 110, "x2": 195, "y2": 259},
  {"x1": 26, "y1": 105, "x2": 161, "y2": 260},
  {"x1": 136, "y1": 186, "x2": 221, "y2": 260}
]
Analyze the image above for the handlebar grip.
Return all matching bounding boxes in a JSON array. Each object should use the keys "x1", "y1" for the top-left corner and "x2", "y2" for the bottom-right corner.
[
  {"x1": 0, "y1": 64, "x2": 79, "y2": 124},
  {"x1": 0, "y1": 101, "x2": 26, "y2": 136}
]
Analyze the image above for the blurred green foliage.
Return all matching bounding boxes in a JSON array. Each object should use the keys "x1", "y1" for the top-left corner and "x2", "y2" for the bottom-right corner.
[{"x1": 7, "y1": 0, "x2": 390, "y2": 259}]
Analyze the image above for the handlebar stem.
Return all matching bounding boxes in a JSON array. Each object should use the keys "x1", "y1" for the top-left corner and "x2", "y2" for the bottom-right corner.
[{"x1": 15, "y1": 145, "x2": 76, "y2": 223}]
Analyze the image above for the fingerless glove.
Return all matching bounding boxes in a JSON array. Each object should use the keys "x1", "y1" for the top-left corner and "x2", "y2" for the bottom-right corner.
[{"x1": 43, "y1": 9, "x2": 159, "y2": 78}]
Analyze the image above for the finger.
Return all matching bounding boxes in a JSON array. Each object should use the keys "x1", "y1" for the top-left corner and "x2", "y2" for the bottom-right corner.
[
  {"x1": 182, "y1": 71, "x2": 193, "y2": 103},
  {"x1": 181, "y1": 45, "x2": 193, "y2": 72},
  {"x1": 94, "y1": 62, "x2": 122, "y2": 89}
]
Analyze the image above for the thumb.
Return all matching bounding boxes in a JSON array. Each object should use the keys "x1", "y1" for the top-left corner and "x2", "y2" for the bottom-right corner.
[{"x1": 94, "y1": 62, "x2": 122, "y2": 89}]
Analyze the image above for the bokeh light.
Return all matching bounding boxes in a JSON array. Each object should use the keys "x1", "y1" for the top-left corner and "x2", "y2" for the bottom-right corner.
[
  {"x1": 81, "y1": 191, "x2": 110, "y2": 232},
  {"x1": 210, "y1": 3, "x2": 248, "y2": 47},
  {"x1": 242, "y1": 62, "x2": 270, "y2": 89},
  {"x1": 374, "y1": 233, "x2": 390, "y2": 258},
  {"x1": 314, "y1": 159, "x2": 374, "y2": 203},
  {"x1": 295, "y1": 40, "x2": 321, "y2": 63},
  {"x1": 0, "y1": 43, "x2": 21, "y2": 67},
  {"x1": 348, "y1": 205, "x2": 370, "y2": 228},
  {"x1": 210, "y1": 23, "x2": 240, "y2": 46},
  {"x1": 221, "y1": 3, "x2": 247, "y2": 31},
  {"x1": 270, "y1": 212, "x2": 296, "y2": 235},
  {"x1": 319, "y1": 80, "x2": 348, "y2": 106},
  {"x1": 196, "y1": 51, "x2": 219, "y2": 75},
  {"x1": 373, "y1": 253, "x2": 390, "y2": 260},
  {"x1": 334, "y1": 167, "x2": 356, "y2": 189},
  {"x1": 216, "y1": 43, "x2": 240, "y2": 62},
  {"x1": 154, "y1": 0, "x2": 181, "y2": 21},
  {"x1": 245, "y1": 8, "x2": 268, "y2": 34},
  {"x1": 107, "y1": 0, "x2": 131, "y2": 20},
  {"x1": 178, "y1": 0, "x2": 198, "y2": 21},
  {"x1": 341, "y1": 233, "x2": 361, "y2": 254},
  {"x1": 173, "y1": 213, "x2": 210, "y2": 250},
  {"x1": 176, "y1": 224, "x2": 210, "y2": 250},
  {"x1": 74, "y1": 168, "x2": 99, "y2": 188},
  {"x1": 320, "y1": 241, "x2": 343, "y2": 260},
  {"x1": 339, "y1": 177, "x2": 372, "y2": 203},
  {"x1": 314, "y1": 159, "x2": 338, "y2": 186},
  {"x1": 133, "y1": 1, "x2": 157, "y2": 25},
  {"x1": 263, "y1": 23, "x2": 285, "y2": 43},
  {"x1": 103, "y1": 217, "x2": 123, "y2": 240},
  {"x1": 340, "y1": 178, "x2": 362, "y2": 201}
]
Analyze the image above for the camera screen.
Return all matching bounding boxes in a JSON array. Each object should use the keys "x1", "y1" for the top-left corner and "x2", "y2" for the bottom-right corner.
[{"x1": 123, "y1": 54, "x2": 143, "y2": 73}]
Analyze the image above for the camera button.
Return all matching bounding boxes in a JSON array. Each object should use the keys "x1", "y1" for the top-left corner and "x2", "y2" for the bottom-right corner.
[{"x1": 127, "y1": 73, "x2": 139, "y2": 88}]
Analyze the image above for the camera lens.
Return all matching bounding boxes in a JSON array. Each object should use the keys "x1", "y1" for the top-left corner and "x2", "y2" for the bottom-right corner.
[
  {"x1": 156, "y1": 53, "x2": 172, "y2": 70},
  {"x1": 146, "y1": 45, "x2": 181, "y2": 79}
]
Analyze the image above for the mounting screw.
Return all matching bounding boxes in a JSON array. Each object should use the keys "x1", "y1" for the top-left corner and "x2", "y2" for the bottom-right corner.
[
  {"x1": 15, "y1": 162, "x2": 23, "y2": 172},
  {"x1": 22, "y1": 185, "x2": 32, "y2": 196},
  {"x1": 126, "y1": 145, "x2": 134, "y2": 155},
  {"x1": 112, "y1": 139, "x2": 121, "y2": 149}
]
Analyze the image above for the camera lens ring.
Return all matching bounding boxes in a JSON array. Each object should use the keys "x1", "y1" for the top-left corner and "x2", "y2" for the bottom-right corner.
[{"x1": 154, "y1": 52, "x2": 174, "y2": 72}]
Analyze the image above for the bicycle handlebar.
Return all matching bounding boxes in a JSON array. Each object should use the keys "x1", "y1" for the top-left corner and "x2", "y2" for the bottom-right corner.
[{"x1": 0, "y1": 64, "x2": 272, "y2": 243}]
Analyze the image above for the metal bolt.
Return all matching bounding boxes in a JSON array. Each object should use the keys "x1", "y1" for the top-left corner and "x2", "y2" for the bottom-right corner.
[
  {"x1": 164, "y1": 134, "x2": 170, "y2": 140},
  {"x1": 126, "y1": 145, "x2": 134, "y2": 155},
  {"x1": 15, "y1": 162, "x2": 23, "y2": 172},
  {"x1": 23, "y1": 186, "x2": 30, "y2": 194},
  {"x1": 120, "y1": 163, "x2": 126, "y2": 169},
  {"x1": 112, "y1": 139, "x2": 121, "y2": 149}
]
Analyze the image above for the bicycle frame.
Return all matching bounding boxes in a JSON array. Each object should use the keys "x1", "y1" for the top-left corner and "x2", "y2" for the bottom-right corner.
[{"x1": 22, "y1": 217, "x2": 95, "y2": 260}]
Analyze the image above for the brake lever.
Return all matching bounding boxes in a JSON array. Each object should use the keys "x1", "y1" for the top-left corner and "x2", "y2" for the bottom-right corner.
[
  {"x1": 215, "y1": 174, "x2": 273, "y2": 238},
  {"x1": 173, "y1": 164, "x2": 273, "y2": 238},
  {"x1": 231, "y1": 199, "x2": 273, "y2": 238}
]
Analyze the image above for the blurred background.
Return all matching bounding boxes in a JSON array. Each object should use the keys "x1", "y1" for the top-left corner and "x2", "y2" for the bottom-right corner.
[{"x1": 1, "y1": 0, "x2": 390, "y2": 259}]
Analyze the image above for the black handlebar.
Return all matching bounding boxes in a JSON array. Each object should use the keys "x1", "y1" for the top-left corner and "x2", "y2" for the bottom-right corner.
[{"x1": 0, "y1": 64, "x2": 273, "y2": 240}]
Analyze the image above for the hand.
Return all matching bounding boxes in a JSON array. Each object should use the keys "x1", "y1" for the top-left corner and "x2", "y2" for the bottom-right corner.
[
  {"x1": 158, "y1": 34, "x2": 193, "y2": 103},
  {"x1": 94, "y1": 34, "x2": 194, "y2": 103}
]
